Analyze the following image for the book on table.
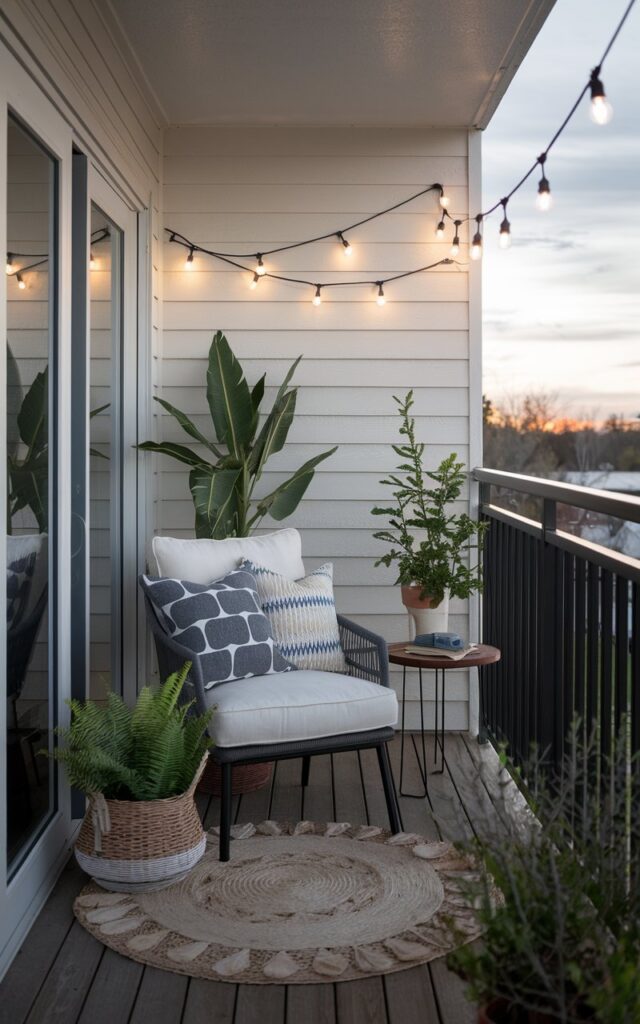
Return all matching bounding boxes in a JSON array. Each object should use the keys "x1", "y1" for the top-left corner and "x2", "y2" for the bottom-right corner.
[{"x1": 403, "y1": 643, "x2": 478, "y2": 661}]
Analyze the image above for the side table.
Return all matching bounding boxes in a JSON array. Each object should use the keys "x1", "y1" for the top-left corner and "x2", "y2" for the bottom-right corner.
[{"x1": 388, "y1": 642, "x2": 501, "y2": 798}]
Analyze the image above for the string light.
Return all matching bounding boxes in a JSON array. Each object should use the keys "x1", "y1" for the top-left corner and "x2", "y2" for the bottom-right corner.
[
  {"x1": 589, "y1": 66, "x2": 613, "y2": 124},
  {"x1": 535, "y1": 155, "x2": 552, "y2": 212},
  {"x1": 450, "y1": 221, "x2": 461, "y2": 257},
  {"x1": 439, "y1": 187, "x2": 450, "y2": 209},
  {"x1": 435, "y1": 217, "x2": 446, "y2": 239},
  {"x1": 312, "y1": 285, "x2": 322, "y2": 306},
  {"x1": 16, "y1": 272, "x2": 26, "y2": 290},
  {"x1": 376, "y1": 283, "x2": 386, "y2": 307},
  {"x1": 185, "y1": 247, "x2": 195, "y2": 269},
  {"x1": 89, "y1": 251, "x2": 97, "y2": 270},
  {"x1": 498, "y1": 201, "x2": 511, "y2": 249},
  {"x1": 337, "y1": 232, "x2": 352, "y2": 255},
  {"x1": 6, "y1": 253, "x2": 12, "y2": 274},
  {"x1": 256, "y1": 255, "x2": 266, "y2": 276},
  {"x1": 470, "y1": 217, "x2": 483, "y2": 261},
  {"x1": 249, "y1": 272, "x2": 260, "y2": 290}
]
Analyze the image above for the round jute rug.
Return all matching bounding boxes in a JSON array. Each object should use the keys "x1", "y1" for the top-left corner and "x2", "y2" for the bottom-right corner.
[{"x1": 74, "y1": 821, "x2": 482, "y2": 985}]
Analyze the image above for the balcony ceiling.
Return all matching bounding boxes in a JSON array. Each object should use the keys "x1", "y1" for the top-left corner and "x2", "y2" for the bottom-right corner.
[{"x1": 108, "y1": 0, "x2": 554, "y2": 129}]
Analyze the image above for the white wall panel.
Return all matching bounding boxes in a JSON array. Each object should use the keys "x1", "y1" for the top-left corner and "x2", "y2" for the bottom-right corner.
[{"x1": 159, "y1": 126, "x2": 478, "y2": 728}]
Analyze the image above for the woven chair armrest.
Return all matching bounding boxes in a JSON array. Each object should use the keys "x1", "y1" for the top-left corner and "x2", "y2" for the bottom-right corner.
[
  {"x1": 143, "y1": 594, "x2": 208, "y2": 715},
  {"x1": 337, "y1": 614, "x2": 389, "y2": 687}
]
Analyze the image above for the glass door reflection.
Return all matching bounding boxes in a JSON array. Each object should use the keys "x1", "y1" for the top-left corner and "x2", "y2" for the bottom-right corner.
[
  {"x1": 5, "y1": 115, "x2": 57, "y2": 872},
  {"x1": 89, "y1": 206, "x2": 123, "y2": 699}
]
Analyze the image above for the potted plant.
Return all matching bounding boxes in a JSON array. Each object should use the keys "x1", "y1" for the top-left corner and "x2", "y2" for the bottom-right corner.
[
  {"x1": 137, "y1": 330, "x2": 337, "y2": 538},
  {"x1": 371, "y1": 391, "x2": 486, "y2": 635},
  {"x1": 50, "y1": 663, "x2": 213, "y2": 892},
  {"x1": 448, "y1": 726, "x2": 640, "y2": 1023}
]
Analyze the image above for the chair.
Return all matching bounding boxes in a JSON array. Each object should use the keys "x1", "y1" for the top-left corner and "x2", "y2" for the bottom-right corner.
[{"x1": 144, "y1": 595, "x2": 402, "y2": 861}]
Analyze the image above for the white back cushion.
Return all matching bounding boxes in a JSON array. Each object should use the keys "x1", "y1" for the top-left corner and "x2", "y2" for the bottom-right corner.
[{"x1": 151, "y1": 529, "x2": 304, "y2": 585}]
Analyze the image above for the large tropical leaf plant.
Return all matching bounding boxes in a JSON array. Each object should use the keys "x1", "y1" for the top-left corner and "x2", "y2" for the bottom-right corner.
[
  {"x1": 137, "y1": 331, "x2": 337, "y2": 538},
  {"x1": 6, "y1": 362, "x2": 108, "y2": 534}
]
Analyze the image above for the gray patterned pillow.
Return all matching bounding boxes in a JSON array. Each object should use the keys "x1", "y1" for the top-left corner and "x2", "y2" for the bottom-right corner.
[{"x1": 140, "y1": 566, "x2": 296, "y2": 689}]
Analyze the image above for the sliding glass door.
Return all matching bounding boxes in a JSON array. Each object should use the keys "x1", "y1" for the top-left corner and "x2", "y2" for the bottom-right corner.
[
  {"x1": 5, "y1": 114, "x2": 57, "y2": 875},
  {"x1": 0, "y1": 49, "x2": 73, "y2": 977}
]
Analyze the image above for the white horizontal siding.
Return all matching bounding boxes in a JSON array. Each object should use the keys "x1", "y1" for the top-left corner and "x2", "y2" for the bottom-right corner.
[{"x1": 159, "y1": 125, "x2": 475, "y2": 729}]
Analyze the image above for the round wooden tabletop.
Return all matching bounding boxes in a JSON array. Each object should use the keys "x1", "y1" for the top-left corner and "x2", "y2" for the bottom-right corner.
[{"x1": 387, "y1": 642, "x2": 501, "y2": 670}]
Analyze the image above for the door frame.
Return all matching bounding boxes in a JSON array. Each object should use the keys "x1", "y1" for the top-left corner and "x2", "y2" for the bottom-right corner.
[
  {"x1": 71, "y1": 165, "x2": 139, "y2": 710},
  {"x1": 0, "y1": 43, "x2": 74, "y2": 979}
]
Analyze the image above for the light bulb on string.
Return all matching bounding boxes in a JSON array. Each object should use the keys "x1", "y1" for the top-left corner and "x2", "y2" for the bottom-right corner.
[
  {"x1": 249, "y1": 272, "x2": 260, "y2": 290},
  {"x1": 255, "y1": 255, "x2": 266, "y2": 276},
  {"x1": 450, "y1": 221, "x2": 461, "y2": 257},
  {"x1": 6, "y1": 253, "x2": 13, "y2": 275},
  {"x1": 470, "y1": 217, "x2": 483, "y2": 261},
  {"x1": 589, "y1": 67, "x2": 613, "y2": 125},
  {"x1": 435, "y1": 218, "x2": 446, "y2": 240},
  {"x1": 439, "y1": 187, "x2": 450, "y2": 209},
  {"x1": 16, "y1": 272, "x2": 26, "y2": 290},
  {"x1": 498, "y1": 201, "x2": 511, "y2": 249},
  {"x1": 89, "y1": 251, "x2": 97, "y2": 270},
  {"x1": 376, "y1": 283, "x2": 386, "y2": 307},
  {"x1": 535, "y1": 156, "x2": 552, "y2": 211},
  {"x1": 185, "y1": 247, "x2": 195, "y2": 269},
  {"x1": 312, "y1": 285, "x2": 322, "y2": 306},
  {"x1": 337, "y1": 232, "x2": 352, "y2": 256}
]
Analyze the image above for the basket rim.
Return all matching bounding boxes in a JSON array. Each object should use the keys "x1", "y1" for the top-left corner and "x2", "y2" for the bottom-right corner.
[{"x1": 88, "y1": 752, "x2": 209, "y2": 809}]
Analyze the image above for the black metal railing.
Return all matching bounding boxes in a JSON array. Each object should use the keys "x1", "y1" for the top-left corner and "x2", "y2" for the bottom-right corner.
[{"x1": 475, "y1": 469, "x2": 640, "y2": 781}]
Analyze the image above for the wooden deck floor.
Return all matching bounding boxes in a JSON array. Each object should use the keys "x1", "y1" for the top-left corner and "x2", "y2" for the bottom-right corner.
[{"x1": 0, "y1": 734, "x2": 509, "y2": 1024}]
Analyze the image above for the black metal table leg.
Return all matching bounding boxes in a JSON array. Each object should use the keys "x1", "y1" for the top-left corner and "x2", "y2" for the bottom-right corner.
[
  {"x1": 399, "y1": 664, "x2": 428, "y2": 797},
  {"x1": 432, "y1": 667, "x2": 447, "y2": 774}
]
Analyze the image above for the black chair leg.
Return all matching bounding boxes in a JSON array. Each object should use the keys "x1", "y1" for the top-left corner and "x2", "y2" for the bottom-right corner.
[
  {"x1": 376, "y1": 743, "x2": 402, "y2": 834},
  {"x1": 219, "y1": 763, "x2": 232, "y2": 862},
  {"x1": 301, "y1": 755, "x2": 311, "y2": 788}
]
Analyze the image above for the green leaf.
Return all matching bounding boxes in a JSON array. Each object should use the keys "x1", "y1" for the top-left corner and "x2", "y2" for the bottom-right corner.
[
  {"x1": 89, "y1": 447, "x2": 109, "y2": 460},
  {"x1": 136, "y1": 440, "x2": 210, "y2": 469},
  {"x1": 206, "y1": 331, "x2": 254, "y2": 457},
  {"x1": 249, "y1": 389, "x2": 297, "y2": 476},
  {"x1": 255, "y1": 447, "x2": 337, "y2": 521},
  {"x1": 189, "y1": 465, "x2": 241, "y2": 539},
  {"x1": 153, "y1": 396, "x2": 222, "y2": 457},
  {"x1": 9, "y1": 463, "x2": 48, "y2": 531},
  {"x1": 251, "y1": 373, "x2": 266, "y2": 412},
  {"x1": 18, "y1": 367, "x2": 47, "y2": 453},
  {"x1": 90, "y1": 403, "x2": 110, "y2": 418}
]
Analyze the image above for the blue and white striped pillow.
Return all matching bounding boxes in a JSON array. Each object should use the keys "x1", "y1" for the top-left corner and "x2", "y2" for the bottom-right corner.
[{"x1": 242, "y1": 560, "x2": 346, "y2": 673}]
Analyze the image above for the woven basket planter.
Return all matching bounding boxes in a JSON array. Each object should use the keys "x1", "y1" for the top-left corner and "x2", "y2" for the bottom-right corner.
[
  {"x1": 75, "y1": 754, "x2": 208, "y2": 893},
  {"x1": 197, "y1": 756, "x2": 273, "y2": 796}
]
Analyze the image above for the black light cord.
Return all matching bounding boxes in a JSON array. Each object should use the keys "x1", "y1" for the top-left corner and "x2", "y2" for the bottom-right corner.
[
  {"x1": 6, "y1": 227, "x2": 110, "y2": 273},
  {"x1": 172, "y1": 227, "x2": 457, "y2": 289},
  {"x1": 169, "y1": 184, "x2": 444, "y2": 262}
]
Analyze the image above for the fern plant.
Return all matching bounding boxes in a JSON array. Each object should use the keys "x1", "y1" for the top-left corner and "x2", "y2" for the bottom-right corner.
[{"x1": 50, "y1": 664, "x2": 213, "y2": 801}]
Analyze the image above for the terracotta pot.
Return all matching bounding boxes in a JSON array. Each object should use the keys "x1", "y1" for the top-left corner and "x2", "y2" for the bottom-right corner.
[
  {"x1": 197, "y1": 756, "x2": 273, "y2": 796},
  {"x1": 400, "y1": 585, "x2": 449, "y2": 637}
]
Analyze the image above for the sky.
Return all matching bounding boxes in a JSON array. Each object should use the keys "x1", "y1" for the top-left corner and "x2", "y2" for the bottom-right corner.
[{"x1": 482, "y1": 0, "x2": 640, "y2": 422}]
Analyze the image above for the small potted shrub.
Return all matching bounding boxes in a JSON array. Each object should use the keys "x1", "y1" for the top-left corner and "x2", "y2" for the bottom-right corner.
[
  {"x1": 371, "y1": 391, "x2": 486, "y2": 635},
  {"x1": 51, "y1": 663, "x2": 212, "y2": 892}
]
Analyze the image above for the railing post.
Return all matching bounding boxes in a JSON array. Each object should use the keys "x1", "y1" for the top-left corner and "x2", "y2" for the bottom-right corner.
[
  {"x1": 478, "y1": 482, "x2": 491, "y2": 744},
  {"x1": 539, "y1": 498, "x2": 560, "y2": 767}
]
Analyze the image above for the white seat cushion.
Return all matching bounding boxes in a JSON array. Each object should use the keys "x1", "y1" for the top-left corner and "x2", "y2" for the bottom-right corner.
[
  {"x1": 151, "y1": 529, "x2": 304, "y2": 585},
  {"x1": 205, "y1": 670, "x2": 398, "y2": 748}
]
